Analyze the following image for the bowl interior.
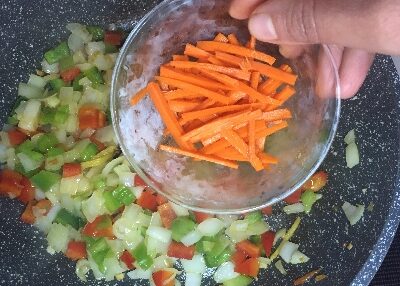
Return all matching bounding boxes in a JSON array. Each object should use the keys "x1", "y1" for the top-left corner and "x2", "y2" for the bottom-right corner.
[{"x1": 111, "y1": 0, "x2": 340, "y2": 213}]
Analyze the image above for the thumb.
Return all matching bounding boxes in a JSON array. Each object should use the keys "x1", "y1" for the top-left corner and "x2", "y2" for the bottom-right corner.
[{"x1": 248, "y1": 0, "x2": 400, "y2": 55}]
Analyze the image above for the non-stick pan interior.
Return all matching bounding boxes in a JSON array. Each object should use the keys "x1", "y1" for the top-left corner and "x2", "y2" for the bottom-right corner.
[{"x1": 0, "y1": 1, "x2": 399, "y2": 285}]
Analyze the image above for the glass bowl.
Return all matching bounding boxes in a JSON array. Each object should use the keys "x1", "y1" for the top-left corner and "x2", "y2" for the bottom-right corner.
[{"x1": 111, "y1": 0, "x2": 340, "y2": 214}]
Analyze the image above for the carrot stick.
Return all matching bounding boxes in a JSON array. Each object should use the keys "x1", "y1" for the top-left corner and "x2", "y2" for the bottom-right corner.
[
  {"x1": 221, "y1": 129, "x2": 249, "y2": 158},
  {"x1": 164, "y1": 89, "x2": 205, "y2": 101},
  {"x1": 237, "y1": 81, "x2": 282, "y2": 106},
  {"x1": 147, "y1": 83, "x2": 193, "y2": 150},
  {"x1": 197, "y1": 41, "x2": 276, "y2": 65},
  {"x1": 227, "y1": 34, "x2": 241, "y2": 46},
  {"x1": 258, "y1": 152, "x2": 278, "y2": 164},
  {"x1": 261, "y1": 109, "x2": 292, "y2": 122},
  {"x1": 159, "y1": 144, "x2": 238, "y2": 169},
  {"x1": 184, "y1": 44, "x2": 212, "y2": 59},
  {"x1": 160, "y1": 66, "x2": 229, "y2": 91},
  {"x1": 248, "y1": 120, "x2": 264, "y2": 171},
  {"x1": 214, "y1": 51, "x2": 252, "y2": 70},
  {"x1": 258, "y1": 64, "x2": 291, "y2": 94},
  {"x1": 168, "y1": 61, "x2": 251, "y2": 81},
  {"x1": 155, "y1": 76, "x2": 231, "y2": 104},
  {"x1": 168, "y1": 100, "x2": 202, "y2": 113},
  {"x1": 247, "y1": 36, "x2": 257, "y2": 50},
  {"x1": 207, "y1": 56, "x2": 226, "y2": 66},
  {"x1": 255, "y1": 121, "x2": 288, "y2": 139},
  {"x1": 250, "y1": 72, "x2": 261, "y2": 100},
  {"x1": 214, "y1": 33, "x2": 229, "y2": 43},
  {"x1": 173, "y1": 55, "x2": 189, "y2": 61},
  {"x1": 250, "y1": 61, "x2": 297, "y2": 85},
  {"x1": 228, "y1": 90, "x2": 248, "y2": 103},
  {"x1": 274, "y1": 85, "x2": 296, "y2": 102},
  {"x1": 214, "y1": 146, "x2": 248, "y2": 161},
  {"x1": 130, "y1": 86, "x2": 148, "y2": 106},
  {"x1": 197, "y1": 69, "x2": 239, "y2": 87}
]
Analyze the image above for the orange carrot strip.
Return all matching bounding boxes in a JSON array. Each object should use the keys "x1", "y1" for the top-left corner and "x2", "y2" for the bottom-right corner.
[
  {"x1": 214, "y1": 51, "x2": 253, "y2": 70},
  {"x1": 155, "y1": 77, "x2": 231, "y2": 104},
  {"x1": 214, "y1": 33, "x2": 229, "y2": 43},
  {"x1": 214, "y1": 146, "x2": 248, "y2": 161},
  {"x1": 160, "y1": 66, "x2": 229, "y2": 91},
  {"x1": 255, "y1": 121, "x2": 288, "y2": 139},
  {"x1": 221, "y1": 129, "x2": 249, "y2": 158},
  {"x1": 173, "y1": 55, "x2": 189, "y2": 61},
  {"x1": 248, "y1": 36, "x2": 256, "y2": 50},
  {"x1": 130, "y1": 86, "x2": 148, "y2": 106},
  {"x1": 193, "y1": 98, "x2": 217, "y2": 111},
  {"x1": 197, "y1": 41, "x2": 276, "y2": 65},
  {"x1": 248, "y1": 120, "x2": 264, "y2": 171},
  {"x1": 160, "y1": 82, "x2": 170, "y2": 91},
  {"x1": 261, "y1": 109, "x2": 292, "y2": 122},
  {"x1": 168, "y1": 61, "x2": 251, "y2": 81},
  {"x1": 181, "y1": 104, "x2": 263, "y2": 123},
  {"x1": 250, "y1": 72, "x2": 261, "y2": 103},
  {"x1": 228, "y1": 90, "x2": 247, "y2": 103},
  {"x1": 258, "y1": 64, "x2": 291, "y2": 94},
  {"x1": 256, "y1": 137, "x2": 266, "y2": 151},
  {"x1": 159, "y1": 144, "x2": 238, "y2": 169},
  {"x1": 227, "y1": 34, "x2": 241, "y2": 46},
  {"x1": 168, "y1": 100, "x2": 202, "y2": 113},
  {"x1": 164, "y1": 89, "x2": 205, "y2": 101},
  {"x1": 147, "y1": 83, "x2": 193, "y2": 150},
  {"x1": 207, "y1": 56, "x2": 226, "y2": 66},
  {"x1": 250, "y1": 61, "x2": 297, "y2": 85},
  {"x1": 237, "y1": 81, "x2": 282, "y2": 106},
  {"x1": 183, "y1": 119, "x2": 205, "y2": 133},
  {"x1": 197, "y1": 69, "x2": 239, "y2": 87},
  {"x1": 258, "y1": 152, "x2": 278, "y2": 164},
  {"x1": 274, "y1": 85, "x2": 296, "y2": 102},
  {"x1": 184, "y1": 44, "x2": 212, "y2": 59}
]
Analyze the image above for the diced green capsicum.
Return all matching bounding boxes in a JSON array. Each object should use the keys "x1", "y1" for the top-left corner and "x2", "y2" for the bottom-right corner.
[
  {"x1": 47, "y1": 147, "x2": 65, "y2": 157},
  {"x1": 58, "y1": 55, "x2": 75, "y2": 71},
  {"x1": 131, "y1": 242, "x2": 153, "y2": 270},
  {"x1": 44, "y1": 42, "x2": 70, "y2": 64},
  {"x1": 301, "y1": 190, "x2": 317, "y2": 213},
  {"x1": 87, "y1": 26, "x2": 104, "y2": 41},
  {"x1": 84, "y1": 66, "x2": 104, "y2": 86},
  {"x1": 223, "y1": 275, "x2": 253, "y2": 286},
  {"x1": 80, "y1": 143, "x2": 98, "y2": 162},
  {"x1": 54, "y1": 105, "x2": 70, "y2": 124},
  {"x1": 103, "y1": 190, "x2": 123, "y2": 213},
  {"x1": 22, "y1": 149, "x2": 44, "y2": 162},
  {"x1": 244, "y1": 211, "x2": 263, "y2": 224},
  {"x1": 171, "y1": 216, "x2": 196, "y2": 242},
  {"x1": 30, "y1": 170, "x2": 60, "y2": 192},
  {"x1": 72, "y1": 73, "x2": 85, "y2": 91},
  {"x1": 112, "y1": 185, "x2": 135, "y2": 205},
  {"x1": 105, "y1": 43, "x2": 118, "y2": 54},
  {"x1": 49, "y1": 78, "x2": 66, "y2": 92},
  {"x1": 37, "y1": 133, "x2": 58, "y2": 153},
  {"x1": 54, "y1": 208, "x2": 85, "y2": 230},
  {"x1": 16, "y1": 140, "x2": 34, "y2": 153},
  {"x1": 85, "y1": 237, "x2": 111, "y2": 273}
]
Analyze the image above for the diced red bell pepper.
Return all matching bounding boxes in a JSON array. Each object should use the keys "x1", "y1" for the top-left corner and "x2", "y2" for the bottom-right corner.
[
  {"x1": 62, "y1": 163, "x2": 82, "y2": 178},
  {"x1": 301, "y1": 171, "x2": 328, "y2": 192},
  {"x1": 104, "y1": 31, "x2": 123, "y2": 46},
  {"x1": 261, "y1": 206, "x2": 273, "y2": 216},
  {"x1": 236, "y1": 240, "x2": 261, "y2": 258},
  {"x1": 21, "y1": 200, "x2": 36, "y2": 224},
  {"x1": 0, "y1": 169, "x2": 25, "y2": 198},
  {"x1": 193, "y1": 211, "x2": 213, "y2": 224},
  {"x1": 284, "y1": 189, "x2": 303, "y2": 204},
  {"x1": 120, "y1": 250, "x2": 135, "y2": 270},
  {"x1": 137, "y1": 190, "x2": 158, "y2": 212},
  {"x1": 155, "y1": 194, "x2": 168, "y2": 206},
  {"x1": 261, "y1": 231, "x2": 275, "y2": 257},
  {"x1": 167, "y1": 242, "x2": 195, "y2": 260},
  {"x1": 82, "y1": 215, "x2": 115, "y2": 238},
  {"x1": 60, "y1": 67, "x2": 81, "y2": 82},
  {"x1": 234, "y1": 257, "x2": 260, "y2": 277},
  {"x1": 78, "y1": 106, "x2": 106, "y2": 130},
  {"x1": 152, "y1": 269, "x2": 176, "y2": 286},
  {"x1": 232, "y1": 249, "x2": 247, "y2": 266},
  {"x1": 134, "y1": 175, "x2": 148, "y2": 187},
  {"x1": 89, "y1": 134, "x2": 106, "y2": 151},
  {"x1": 7, "y1": 130, "x2": 28, "y2": 146},
  {"x1": 158, "y1": 203, "x2": 177, "y2": 229},
  {"x1": 17, "y1": 177, "x2": 35, "y2": 204},
  {"x1": 33, "y1": 199, "x2": 52, "y2": 216},
  {"x1": 66, "y1": 241, "x2": 87, "y2": 261}
]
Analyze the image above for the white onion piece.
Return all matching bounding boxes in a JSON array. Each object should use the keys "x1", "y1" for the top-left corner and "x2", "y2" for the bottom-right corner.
[
  {"x1": 290, "y1": 250, "x2": 310, "y2": 264},
  {"x1": 103, "y1": 257, "x2": 125, "y2": 281},
  {"x1": 169, "y1": 202, "x2": 189, "y2": 217},
  {"x1": 68, "y1": 33, "x2": 85, "y2": 52},
  {"x1": 346, "y1": 142, "x2": 360, "y2": 168},
  {"x1": 66, "y1": 23, "x2": 92, "y2": 43},
  {"x1": 34, "y1": 204, "x2": 61, "y2": 233},
  {"x1": 94, "y1": 125, "x2": 117, "y2": 145},
  {"x1": 283, "y1": 203, "x2": 305, "y2": 215},
  {"x1": 181, "y1": 229, "x2": 203, "y2": 247},
  {"x1": 275, "y1": 260, "x2": 287, "y2": 275},
  {"x1": 146, "y1": 226, "x2": 172, "y2": 244},
  {"x1": 181, "y1": 254, "x2": 206, "y2": 274},
  {"x1": 152, "y1": 255, "x2": 176, "y2": 271},
  {"x1": 258, "y1": 257, "x2": 272, "y2": 269},
  {"x1": 150, "y1": 212, "x2": 162, "y2": 227},
  {"x1": 75, "y1": 259, "x2": 90, "y2": 282},
  {"x1": 41, "y1": 59, "x2": 59, "y2": 74},
  {"x1": 34, "y1": 189, "x2": 46, "y2": 201},
  {"x1": 28, "y1": 74, "x2": 47, "y2": 88},
  {"x1": 17, "y1": 153, "x2": 42, "y2": 172},
  {"x1": 197, "y1": 218, "x2": 224, "y2": 237},
  {"x1": 18, "y1": 99, "x2": 41, "y2": 132},
  {"x1": 185, "y1": 272, "x2": 202, "y2": 286},
  {"x1": 127, "y1": 268, "x2": 152, "y2": 280},
  {"x1": 46, "y1": 223, "x2": 70, "y2": 253},
  {"x1": 18, "y1": 83, "x2": 43, "y2": 99},
  {"x1": 131, "y1": 186, "x2": 145, "y2": 199},
  {"x1": 342, "y1": 201, "x2": 365, "y2": 225},
  {"x1": 216, "y1": 214, "x2": 240, "y2": 227},
  {"x1": 213, "y1": 262, "x2": 239, "y2": 283},
  {"x1": 86, "y1": 41, "x2": 105, "y2": 57},
  {"x1": 273, "y1": 228, "x2": 287, "y2": 246},
  {"x1": 279, "y1": 241, "x2": 299, "y2": 263},
  {"x1": 344, "y1": 129, "x2": 356, "y2": 145},
  {"x1": 102, "y1": 157, "x2": 124, "y2": 176}
]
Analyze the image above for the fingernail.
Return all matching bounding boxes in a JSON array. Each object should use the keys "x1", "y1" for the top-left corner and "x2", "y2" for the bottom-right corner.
[{"x1": 249, "y1": 13, "x2": 278, "y2": 41}]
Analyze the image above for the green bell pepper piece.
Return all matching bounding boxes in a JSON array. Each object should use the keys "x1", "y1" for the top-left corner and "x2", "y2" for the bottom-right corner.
[
  {"x1": 171, "y1": 216, "x2": 196, "y2": 242},
  {"x1": 44, "y1": 42, "x2": 70, "y2": 64},
  {"x1": 131, "y1": 242, "x2": 153, "y2": 270},
  {"x1": 54, "y1": 105, "x2": 69, "y2": 124},
  {"x1": 14, "y1": 163, "x2": 38, "y2": 178},
  {"x1": 72, "y1": 73, "x2": 85, "y2": 91},
  {"x1": 301, "y1": 190, "x2": 317, "y2": 213},
  {"x1": 49, "y1": 78, "x2": 66, "y2": 92},
  {"x1": 47, "y1": 147, "x2": 65, "y2": 157},
  {"x1": 103, "y1": 190, "x2": 123, "y2": 213},
  {"x1": 87, "y1": 26, "x2": 104, "y2": 41},
  {"x1": 54, "y1": 208, "x2": 85, "y2": 230},
  {"x1": 112, "y1": 185, "x2": 135, "y2": 205},
  {"x1": 58, "y1": 55, "x2": 75, "y2": 72},
  {"x1": 30, "y1": 170, "x2": 60, "y2": 192},
  {"x1": 80, "y1": 143, "x2": 98, "y2": 162},
  {"x1": 92, "y1": 176, "x2": 106, "y2": 189},
  {"x1": 37, "y1": 133, "x2": 58, "y2": 153},
  {"x1": 245, "y1": 211, "x2": 263, "y2": 224},
  {"x1": 205, "y1": 247, "x2": 232, "y2": 268},
  {"x1": 7, "y1": 115, "x2": 18, "y2": 125},
  {"x1": 223, "y1": 275, "x2": 253, "y2": 286},
  {"x1": 22, "y1": 149, "x2": 44, "y2": 162},
  {"x1": 84, "y1": 66, "x2": 104, "y2": 86},
  {"x1": 85, "y1": 237, "x2": 111, "y2": 273},
  {"x1": 16, "y1": 140, "x2": 34, "y2": 153}
]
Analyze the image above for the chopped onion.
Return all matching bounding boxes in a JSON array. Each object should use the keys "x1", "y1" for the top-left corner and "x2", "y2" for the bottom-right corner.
[
  {"x1": 131, "y1": 186, "x2": 145, "y2": 199},
  {"x1": 81, "y1": 190, "x2": 107, "y2": 222},
  {"x1": 42, "y1": 94, "x2": 60, "y2": 108},
  {"x1": 6, "y1": 148, "x2": 16, "y2": 170},
  {"x1": 214, "y1": 262, "x2": 239, "y2": 283},
  {"x1": 147, "y1": 235, "x2": 169, "y2": 257},
  {"x1": 273, "y1": 228, "x2": 287, "y2": 246},
  {"x1": 91, "y1": 52, "x2": 114, "y2": 70},
  {"x1": 342, "y1": 201, "x2": 365, "y2": 225},
  {"x1": 41, "y1": 59, "x2": 59, "y2": 74},
  {"x1": 75, "y1": 259, "x2": 90, "y2": 282},
  {"x1": 88, "y1": 256, "x2": 105, "y2": 280},
  {"x1": 34, "y1": 204, "x2": 61, "y2": 233},
  {"x1": 279, "y1": 241, "x2": 299, "y2": 263},
  {"x1": 106, "y1": 173, "x2": 119, "y2": 187},
  {"x1": 185, "y1": 272, "x2": 202, "y2": 286},
  {"x1": 225, "y1": 220, "x2": 250, "y2": 243},
  {"x1": 95, "y1": 125, "x2": 117, "y2": 145},
  {"x1": 146, "y1": 226, "x2": 172, "y2": 244},
  {"x1": 152, "y1": 255, "x2": 176, "y2": 271},
  {"x1": 73, "y1": 49, "x2": 87, "y2": 64},
  {"x1": 0, "y1": 131, "x2": 11, "y2": 147},
  {"x1": 34, "y1": 189, "x2": 46, "y2": 201},
  {"x1": 181, "y1": 229, "x2": 203, "y2": 247},
  {"x1": 18, "y1": 99, "x2": 41, "y2": 132},
  {"x1": 258, "y1": 257, "x2": 271, "y2": 269},
  {"x1": 45, "y1": 154, "x2": 64, "y2": 171},
  {"x1": 46, "y1": 223, "x2": 70, "y2": 252},
  {"x1": 181, "y1": 254, "x2": 206, "y2": 274},
  {"x1": 68, "y1": 33, "x2": 85, "y2": 52},
  {"x1": 102, "y1": 156, "x2": 124, "y2": 176},
  {"x1": 0, "y1": 144, "x2": 7, "y2": 163},
  {"x1": 275, "y1": 260, "x2": 287, "y2": 275},
  {"x1": 344, "y1": 129, "x2": 356, "y2": 145},
  {"x1": 346, "y1": 142, "x2": 360, "y2": 168},
  {"x1": 66, "y1": 23, "x2": 92, "y2": 43},
  {"x1": 60, "y1": 175, "x2": 81, "y2": 195},
  {"x1": 127, "y1": 268, "x2": 152, "y2": 280},
  {"x1": 17, "y1": 152, "x2": 42, "y2": 172},
  {"x1": 290, "y1": 250, "x2": 310, "y2": 264},
  {"x1": 76, "y1": 63, "x2": 94, "y2": 72},
  {"x1": 18, "y1": 83, "x2": 43, "y2": 99},
  {"x1": 86, "y1": 41, "x2": 106, "y2": 57},
  {"x1": 216, "y1": 214, "x2": 240, "y2": 227},
  {"x1": 283, "y1": 203, "x2": 305, "y2": 215},
  {"x1": 169, "y1": 202, "x2": 189, "y2": 217},
  {"x1": 247, "y1": 220, "x2": 269, "y2": 236},
  {"x1": 150, "y1": 212, "x2": 162, "y2": 227},
  {"x1": 28, "y1": 74, "x2": 47, "y2": 89},
  {"x1": 103, "y1": 256, "x2": 125, "y2": 281},
  {"x1": 197, "y1": 218, "x2": 224, "y2": 237}
]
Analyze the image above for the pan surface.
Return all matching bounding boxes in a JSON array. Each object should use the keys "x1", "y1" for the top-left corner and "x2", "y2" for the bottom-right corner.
[{"x1": 0, "y1": 0, "x2": 399, "y2": 285}]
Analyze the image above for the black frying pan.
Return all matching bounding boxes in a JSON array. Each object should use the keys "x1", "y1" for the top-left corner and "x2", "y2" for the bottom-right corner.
[{"x1": 0, "y1": 1, "x2": 399, "y2": 285}]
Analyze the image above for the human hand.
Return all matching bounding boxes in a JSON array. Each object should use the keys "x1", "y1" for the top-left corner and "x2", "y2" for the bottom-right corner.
[{"x1": 230, "y1": 0, "x2": 400, "y2": 99}]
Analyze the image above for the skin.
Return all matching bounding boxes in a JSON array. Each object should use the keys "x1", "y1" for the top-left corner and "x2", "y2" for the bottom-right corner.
[{"x1": 229, "y1": 0, "x2": 400, "y2": 98}]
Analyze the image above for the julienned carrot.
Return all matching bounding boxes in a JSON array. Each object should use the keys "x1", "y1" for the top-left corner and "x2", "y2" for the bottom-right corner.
[
  {"x1": 261, "y1": 109, "x2": 292, "y2": 122},
  {"x1": 221, "y1": 129, "x2": 249, "y2": 158},
  {"x1": 155, "y1": 76, "x2": 231, "y2": 104},
  {"x1": 147, "y1": 83, "x2": 194, "y2": 151},
  {"x1": 168, "y1": 100, "x2": 202, "y2": 113},
  {"x1": 173, "y1": 55, "x2": 189, "y2": 61},
  {"x1": 237, "y1": 81, "x2": 281, "y2": 106},
  {"x1": 248, "y1": 36, "x2": 256, "y2": 50},
  {"x1": 197, "y1": 41, "x2": 276, "y2": 65},
  {"x1": 258, "y1": 64, "x2": 291, "y2": 94},
  {"x1": 250, "y1": 72, "x2": 261, "y2": 92},
  {"x1": 214, "y1": 33, "x2": 229, "y2": 43},
  {"x1": 168, "y1": 61, "x2": 251, "y2": 81},
  {"x1": 227, "y1": 34, "x2": 241, "y2": 46},
  {"x1": 159, "y1": 144, "x2": 238, "y2": 169},
  {"x1": 164, "y1": 90, "x2": 204, "y2": 101},
  {"x1": 258, "y1": 152, "x2": 278, "y2": 164},
  {"x1": 160, "y1": 66, "x2": 229, "y2": 91},
  {"x1": 198, "y1": 69, "x2": 239, "y2": 87},
  {"x1": 184, "y1": 44, "x2": 212, "y2": 59},
  {"x1": 215, "y1": 146, "x2": 247, "y2": 161},
  {"x1": 130, "y1": 86, "x2": 148, "y2": 106},
  {"x1": 207, "y1": 56, "x2": 226, "y2": 66},
  {"x1": 255, "y1": 121, "x2": 288, "y2": 139},
  {"x1": 228, "y1": 90, "x2": 247, "y2": 103},
  {"x1": 265, "y1": 86, "x2": 296, "y2": 111},
  {"x1": 250, "y1": 61, "x2": 297, "y2": 85}
]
